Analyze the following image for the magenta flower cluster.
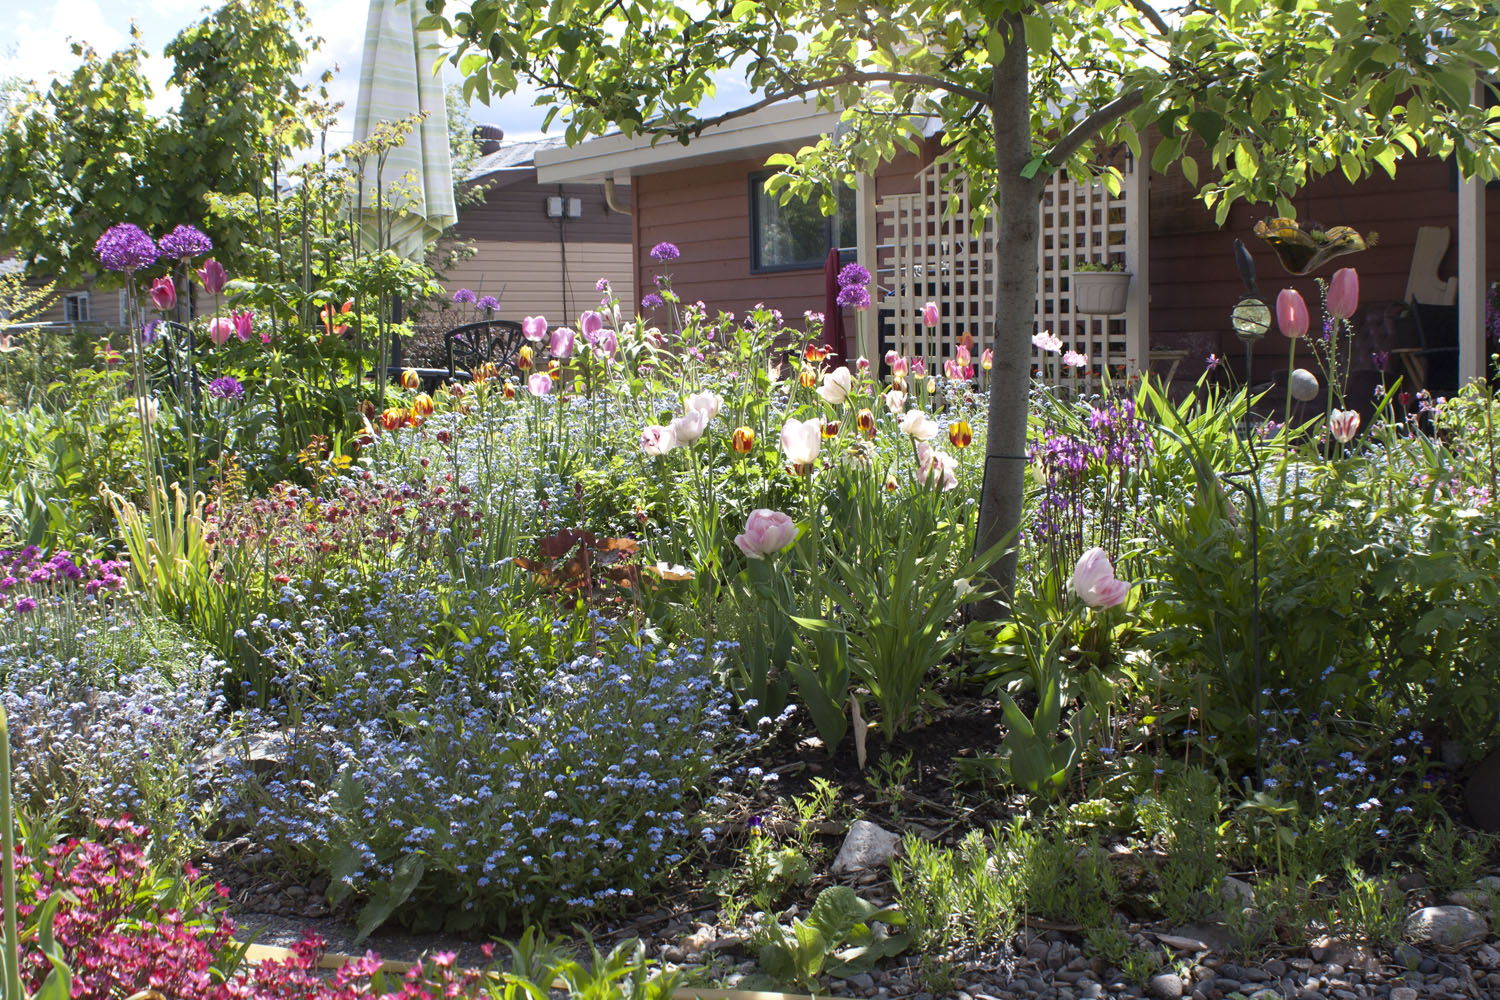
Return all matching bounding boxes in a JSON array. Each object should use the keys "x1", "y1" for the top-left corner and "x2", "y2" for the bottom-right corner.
[{"x1": 0, "y1": 546, "x2": 126, "y2": 607}]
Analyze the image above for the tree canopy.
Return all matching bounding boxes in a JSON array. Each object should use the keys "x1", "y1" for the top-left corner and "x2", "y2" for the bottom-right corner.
[{"x1": 0, "y1": 0, "x2": 323, "y2": 282}]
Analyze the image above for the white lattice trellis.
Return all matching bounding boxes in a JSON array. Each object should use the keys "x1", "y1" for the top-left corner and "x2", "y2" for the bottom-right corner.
[{"x1": 875, "y1": 154, "x2": 1147, "y2": 388}]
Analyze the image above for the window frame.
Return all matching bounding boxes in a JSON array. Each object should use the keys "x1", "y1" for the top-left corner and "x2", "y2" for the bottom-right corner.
[
  {"x1": 747, "y1": 170, "x2": 854, "y2": 275},
  {"x1": 63, "y1": 292, "x2": 90, "y2": 323}
]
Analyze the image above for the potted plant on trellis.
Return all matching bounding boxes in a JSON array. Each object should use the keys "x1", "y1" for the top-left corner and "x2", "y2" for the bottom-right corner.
[{"x1": 1071, "y1": 258, "x2": 1132, "y2": 315}]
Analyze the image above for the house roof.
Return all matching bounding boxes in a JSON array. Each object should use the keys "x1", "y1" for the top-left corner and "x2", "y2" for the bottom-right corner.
[
  {"x1": 0, "y1": 257, "x2": 24, "y2": 277},
  {"x1": 534, "y1": 100, "x2": 846, "y2": 185},
  {"x1": 466, "y1": 137, "x2": 569, "y2": 181}
]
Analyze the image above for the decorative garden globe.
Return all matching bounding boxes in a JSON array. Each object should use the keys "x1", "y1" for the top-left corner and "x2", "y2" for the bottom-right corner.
[{"x1": 1289, "y1": 367, "x2": 1320, "y2": 402}]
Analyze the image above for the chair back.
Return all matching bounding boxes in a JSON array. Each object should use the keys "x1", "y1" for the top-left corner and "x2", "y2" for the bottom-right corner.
[{"x1": 445, "y1": 320, "x2": 526, "y2": 379}]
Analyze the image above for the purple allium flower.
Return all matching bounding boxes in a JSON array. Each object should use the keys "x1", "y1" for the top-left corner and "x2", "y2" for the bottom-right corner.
[
  {"x1": 641, "y1": 292, "x2": 663, "y2": 309},
  {"x1": 476, "y1": 295, "x2": 500, "y2": 312},
  {"x1": 208, "y1": 376, "x2": 245, "y2": 400},
  {"x1": 157, "y1": 224, "x2": 213, "y2": 260},
  {"x1": 837, "y1": 262, "x2": 871, "y2": 288},
  {"x1": 1372, "y1": 350, "x2": 1389, "y2": 369},
  {"x1": 452, "y1": 288, "x2": 477, "y2": 305},
  {"x1": 835, "y1": 284, "x2": 871, "y2": 310},
  {"x1": 649, "y1": 242, "x2": 680, "y2": 262},
  {"x1": 95, "y1": 224, "x2": 158, "y2": 273},
  {"x1": 14, "y1": 597, "x2": 37, "y2": 613}
]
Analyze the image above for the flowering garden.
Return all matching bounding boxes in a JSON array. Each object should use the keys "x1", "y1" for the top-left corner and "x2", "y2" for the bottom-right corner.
[{"x1": 2, "y1": 212, "x2": 1500, "y2": 1000}]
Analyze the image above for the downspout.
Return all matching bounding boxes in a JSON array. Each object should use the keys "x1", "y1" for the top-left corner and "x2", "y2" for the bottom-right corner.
[{"x1": 604, "y1": 176, "x2": 632, "y2": 215}]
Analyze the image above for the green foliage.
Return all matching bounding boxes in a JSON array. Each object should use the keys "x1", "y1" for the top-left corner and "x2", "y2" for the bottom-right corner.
[
  {"x1": 1136, "y1": 770, "x2": 1229, "y2": 926},
  {"x1": 749, "y1": 886, "x2": 909, "y2": 991},
  {"x1": 0, "y1": 2, "x2": 319, "y2": 282},
  {"x1": 894, "y1": 828, "x2": 1020, "y2": 955}
]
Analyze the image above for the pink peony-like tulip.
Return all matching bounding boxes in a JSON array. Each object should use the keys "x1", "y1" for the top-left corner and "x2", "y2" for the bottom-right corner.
[
  {"x1": 580, "y1": 311, "x2": 604, "y2": 337},
  {"x1": 779, "y1": 416, "x2": 822, "y2": 467},
  {"x1": 1072, "y1": 547, "x2": 1130, "y2": 608},
  {"x1": 522, "y1": 315, "x2": 548, "y2": 341},
  {"x1": 735, "y1": 508, "x2": 798, "y2": 559},
  {"x1": 982, "y1": 348, "x2": 993, "y2": 370},
  {"x1": 884, "y1": 349, "x2": 898, "y2": 369},
  {"x1": 1327, "y1": 268, "x2": 1359, "y2": 320},
  {"x1": 207, "y1": 317, "x2": 235, "y2": 346},
  {"x1": 916, "y1": 441, "x2": 958, "y2": 491},
  {"x1": 640, "y1": 423, "x2": 677, "y2": 455},
  {"x1": 1062, "y1": 350, "x2": 1089, "y2": 369},
  {"x1": 922, "y1": 301, "x2": 940, "y2": 328},
  {"x1": 527, "y1": 372, "x2": 553, "y2": 396},
  {"x1": 232, "y1": 309, "x2": 254, "y2": 342},
  {"x1": 899, "y1": 408, "x2": 939, "y2": 441},
  {"x1": 149, "y1": 277, "x2": 176, "y2": 312},
  {"x1": 892, "y1": 356, "x2": 909, "y2": 378},
  {"x1": 549, "y1": 326, "x2": 576, "y2": 358},
  {"x1": 1276, "y1": 288, "x2": 1309, "y2": 338},
  {"x1": 196, "y1": 258, "x2": 227, "y2": 296},
  {"x1": 592, "y1": 329, "x2": 618, "y2": 358},
  {"x1": 670, "y1": 406, "x2": 709, "y2": 445},
  {"x1": 684, "y1": 391, "x2": 722, "y2": 420},
  {"x1": 1329, "y1": 408, "x2": 1361, "y2": 443},
  {"x1": 1032, "y1": 331, "x2": 1062, "y2": 353}
]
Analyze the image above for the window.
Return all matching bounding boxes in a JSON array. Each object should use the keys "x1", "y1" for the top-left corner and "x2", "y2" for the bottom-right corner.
[
  {"x1": 749, "y1": 171, "x2": 857, "y2": 272},
  {"x1": 63, "y1": 292, "x2": 90, "y2": 323}
]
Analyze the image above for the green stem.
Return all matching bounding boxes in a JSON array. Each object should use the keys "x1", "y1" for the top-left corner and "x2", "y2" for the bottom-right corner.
[{"x1": 1, "y1": 706, "x2": 22, "y2": 1000}]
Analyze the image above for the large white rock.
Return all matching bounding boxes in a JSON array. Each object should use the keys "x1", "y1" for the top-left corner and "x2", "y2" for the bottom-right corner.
[
  {"x1": 830, "y1": 819, "x2": 901, "y2": 874},
  {"x1": 1404, "y1": 905, "x2": 1489, "y2": 950}
]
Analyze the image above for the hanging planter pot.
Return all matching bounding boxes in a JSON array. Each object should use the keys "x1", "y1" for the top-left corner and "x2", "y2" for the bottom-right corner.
[{"x1": 1072, "y1": 270, "x2": 1133, "y2": 315}]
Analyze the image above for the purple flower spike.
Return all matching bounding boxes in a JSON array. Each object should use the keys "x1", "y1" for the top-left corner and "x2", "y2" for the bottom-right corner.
[
  {"x1": 157, "y1": 224, "x2": 213, "y2": 260},
  {"x1": 641, "y1": 292, "x2": 663, "y2": 309},
  {"x1": 837, "y1": 262, "x2": 871, "y2": 288},
  {"x1": 649, "y1": 242, "x2": 680, "y2": 262},
  {"x1": 452, "y1": 288, "x2": 477, "y2": 305},
  {"x1": 476, "y1": 295, "x2": 500, "y2": 312},
  {"x1": 95, "y1": 224, "x2": 158, "y2": 273}
]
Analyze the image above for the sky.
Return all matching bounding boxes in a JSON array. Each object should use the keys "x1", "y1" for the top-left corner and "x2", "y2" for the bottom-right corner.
[{"x1": 0, "y1": 0, "x2": 562, "y2": 144}]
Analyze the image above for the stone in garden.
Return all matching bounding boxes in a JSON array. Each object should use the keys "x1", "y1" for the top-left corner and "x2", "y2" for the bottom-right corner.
[
  {"x1": 1146, "y1": 972, "x2": 1183, "y2": 1000},
  {"x1": 830, "y1": 819, "x2": 901, "y2": 873},
  {"x1": 1404, "y1": 905, "x2": 1489, "y2": 950},
  {"x1": 1465, "y1": 748, "x2": 1500, "y2": 832},
  {"x1": 1161, "y1": 924, "x2": 1238, "y2": 955},
  {"x1": 1393, "y1": 943, "x2": 1423, "y2": 969},
  {"x1": 1445, "y1": 876, "x2": 1500, "y2": 911},
  {"x1": 1389, "y1": 988, "x2": 1418, "y2": 1000},
  {"x1": 1219, "y1": 875, "x2": 1255, "y2": 908}
]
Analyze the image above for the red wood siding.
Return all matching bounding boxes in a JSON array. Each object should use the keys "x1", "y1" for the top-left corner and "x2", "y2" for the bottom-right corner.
[
  {"x1": 633, "y1": 145, "x2": 933, "y2": 331},
  {"x1": 1148, "y1": 155, "x2": 1500, "y2": 375}
]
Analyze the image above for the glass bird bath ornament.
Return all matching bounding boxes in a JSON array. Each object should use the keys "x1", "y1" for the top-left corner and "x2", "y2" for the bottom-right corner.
[{"x1": 1253, "y1": 217, "x2": 1377, "y2": 275}]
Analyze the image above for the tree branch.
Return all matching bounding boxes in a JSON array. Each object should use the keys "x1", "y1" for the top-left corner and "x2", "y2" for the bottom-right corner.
[
  {"x1": 1126, "y1": 0, "x2": 1172, "y2": 36},
  {"x1": 1043, "y1": 88, "x2": 1146, "y2": 168},
  {"x1": 674, "y1": 70, "x2": 990, "y2": 137}
]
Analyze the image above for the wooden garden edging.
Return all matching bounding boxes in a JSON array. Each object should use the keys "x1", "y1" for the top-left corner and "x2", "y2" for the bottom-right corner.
[{"x1": 241, "y1": 943, "x2": 816, "y2": 1000}]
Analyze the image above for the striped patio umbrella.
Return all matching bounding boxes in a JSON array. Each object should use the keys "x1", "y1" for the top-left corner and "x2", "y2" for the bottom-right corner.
[{"x1": 352, "y1": 0, "x2": 458, "y2": 258}]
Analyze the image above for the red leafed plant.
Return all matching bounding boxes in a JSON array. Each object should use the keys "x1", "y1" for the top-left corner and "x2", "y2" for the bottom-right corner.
[{"x1": 515, "y1": 528, "x2": 640, "y2": 599}]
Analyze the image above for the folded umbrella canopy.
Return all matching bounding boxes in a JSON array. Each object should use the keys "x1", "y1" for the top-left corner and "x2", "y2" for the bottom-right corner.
[{"x1": 352, "y1": 0, "x2": 458, "y2": 259}]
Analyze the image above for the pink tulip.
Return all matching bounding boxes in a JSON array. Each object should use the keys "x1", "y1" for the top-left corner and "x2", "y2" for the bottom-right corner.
[
  {"x1": 734, "y1": 508, "x2": 798, "y2": 559},
  {"x1": 1276, "y1": 288, "x2": 1309, "y2": 338},
  {"x1": 1327, "y1": 268, "x2": 1359, "y2": 320},
  {"x1": 1062, "y1": 350, "x2": 1089, "y2": 369},
  {"x1": 527, "y1": 372, "x2": 553, "y2": 396},
  {"x1": 944, "y1": 359, "x2": 962, "y2": 380},
  {"x1": 1329, "y1": 408, "x2": 1361, "y2": 443},
  {"x1": 1071, "y1": 547, "x2": 1130, "y2": 608},
  {"x1": 892, "y1": 356, "x2": 909, "y2": 378},
  {"x1": 640, "y1": 423, "x2": 677, "y2": 455},
  {"x1": 549, "y1": 326, "x2": 576, "y2": 358},
  {"x1": 912, "y1": 357, "x2": 926, "y2": 377},
  {"x1": 593, "y1": 329, "x2": 618, "y2": 358},
  {"x1": 206, "y1": 317, "x2": 235, "y2": 346},
  {"x1": 232, "y1": 309, "x2": 254, "y2": 342},
  {"x1": 196, "y1": 258, "x2": 227, "y2": 296},
  {"x1": 521, "y1": 315, "x2": 548, "y2": 342},
  {"x1": 982, "y1": 348, "x2": 993, "y2": 370},
  {"x1": 149, "y1": 277, "x2": 176, "y2": 312},
  {"x1": 779, "y1": 417, "x2": 822, "y2": 467},
  {"x1": 957, "y1": 345, "x2": 971, "y2": 366},
  {"x1": 922, "y1": 301, "x2": 940, "y2": 328},
  {"x1": 884, "y1": 349, "x2": 898, "y2": 369},
  {"x1": 580, "y1": 311, "x2": 604, "y2": 337}
]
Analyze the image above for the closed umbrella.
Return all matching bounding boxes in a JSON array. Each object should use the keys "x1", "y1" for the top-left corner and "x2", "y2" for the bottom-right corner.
[{"x1": 352, "y1": 0, "x2": 457, "y2": 259}]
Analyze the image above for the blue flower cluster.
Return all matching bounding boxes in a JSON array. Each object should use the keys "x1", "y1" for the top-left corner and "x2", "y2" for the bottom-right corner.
[{"x1": 218, "y1": 581, "x2": 752, "y2": 931}]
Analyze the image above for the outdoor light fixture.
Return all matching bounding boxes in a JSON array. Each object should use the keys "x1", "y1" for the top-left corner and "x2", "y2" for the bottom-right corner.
[
  {"x1": 546, "y1": 196, "x2": 564, "y2": 218},
  {"x1": 546, "y1": 196, "x2": 584, "y2": 218},
  {"x1": 567, "y1": 197, "x2": 582, "y2": 218}
]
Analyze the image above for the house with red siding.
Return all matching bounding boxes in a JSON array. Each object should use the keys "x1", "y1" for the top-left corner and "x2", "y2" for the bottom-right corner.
[{"x1": 535, "y1": 101, "x2": 1497, "y2": 403}]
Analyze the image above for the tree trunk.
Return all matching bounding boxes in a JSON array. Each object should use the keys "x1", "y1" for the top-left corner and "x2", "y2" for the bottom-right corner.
[{"x1": 975, "y1": 13, "x2": 1043, "y2": 618}]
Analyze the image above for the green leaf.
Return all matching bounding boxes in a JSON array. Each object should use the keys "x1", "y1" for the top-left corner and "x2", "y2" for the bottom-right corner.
[
  {"x1": 1187, "y1": 110, "x2": 1224, "y2": 148},
  {"x1": 1022, "y1": 15, "x2": 1053, "y2": 56},
  {"x1": 354, "y1": 853, "x2": 426, "y2": 943},
  {"x1": 1181, "y1": 154, "x2": 1199, "y2": 187}
]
